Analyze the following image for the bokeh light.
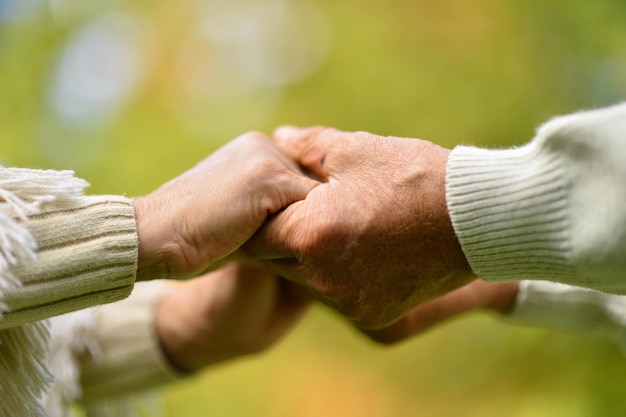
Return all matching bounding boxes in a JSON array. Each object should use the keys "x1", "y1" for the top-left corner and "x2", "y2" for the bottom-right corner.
[
  {"x1": 48, "y1": 13, "x2": 144, "y2": 128},
  {"x1": 169, "y1": 0, "x2": 331, "y2": 138}
]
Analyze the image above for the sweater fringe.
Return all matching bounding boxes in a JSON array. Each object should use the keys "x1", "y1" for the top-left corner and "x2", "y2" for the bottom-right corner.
[{"x1": 0, "y1": 165, "x2": 88, "y2": 417}]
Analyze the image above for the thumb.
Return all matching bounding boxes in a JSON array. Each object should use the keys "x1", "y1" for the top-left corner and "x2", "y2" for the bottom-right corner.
[
  {"x1": 273, "y1": 125, "x2": 339, "y2": 180},
  {"x1": 277, "y1": 169, "x2": 320, "y2": 210}
]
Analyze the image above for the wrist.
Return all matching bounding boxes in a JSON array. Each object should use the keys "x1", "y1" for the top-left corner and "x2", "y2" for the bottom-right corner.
[
  {"x1": 445, "y1": 144, "x2": 572, "y2": 284},
  {"x1": 438, "y1": 147, "x2": 473, "y2": 278},
  {"x1": 133, "y1": 196, "x2": 169, "y2": 281},
  {"x1": 488, "y1": 281, "x2": 520, "y2": 313}
]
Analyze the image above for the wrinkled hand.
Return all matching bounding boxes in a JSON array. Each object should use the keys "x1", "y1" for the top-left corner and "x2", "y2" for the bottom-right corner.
[
  {"x1": 363, "y1": 280, "x2": 519, "y2": 344},
  {"x1": 245, "y1": 126, "x2": 476, "y2": 329},
  {"x1": 133, "y1": 132, "x2": 319, "y2": 280},
  {"x1": 155, "y1": 262, "x2": 310, "y2": 372}
]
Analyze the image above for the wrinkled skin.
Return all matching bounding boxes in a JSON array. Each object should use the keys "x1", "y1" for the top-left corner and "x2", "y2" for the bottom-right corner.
[
  {"x1": 133, "y1": 132, "x2": 319, "y2": 280},
  {"x1": 246, "y1": 126, "x2": 476, "y2": 329}
]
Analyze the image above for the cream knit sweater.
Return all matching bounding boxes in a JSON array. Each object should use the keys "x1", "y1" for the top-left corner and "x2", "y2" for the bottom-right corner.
[
  {"x1": 447, "y1": 102, "x2": 626, "y2": 345},
  {"x1": 0, "y1": 170, "x2": 176, "y2": 417}
]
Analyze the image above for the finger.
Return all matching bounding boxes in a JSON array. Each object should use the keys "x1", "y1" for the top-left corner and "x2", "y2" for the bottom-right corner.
[
  {"x1": 243, "y1": 255, "x2": 310, "y2": 289},
  {"x1": 276, "y1": 171, "x2": 320, "y2": 212},
  {"x1": 243, "y1": 131, "x2": 306, "y2": 177},
  {"x1": 243, "y1": 201, "x2": 303, "y2": 261},
  {"x1": 243, "y1": 235, "x2": 312, "y2": 286},
  {"x1": 273, "y1": 125, "x2": 341, "y2": 180}
]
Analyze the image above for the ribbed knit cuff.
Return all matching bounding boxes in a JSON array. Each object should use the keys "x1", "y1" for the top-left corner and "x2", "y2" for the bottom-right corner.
[
  {"x1": 445, "y1": 142, "x2": 574, "y2": 284},
  {"x1": 79, "y1": 281, "x2": 180, "y2": 404},
  {"x1": 505, "y1": 280, "x2": 626, "y2": 350},
  {"x1": 2, "y1": 196, "x2": 138, "y2": 328}
]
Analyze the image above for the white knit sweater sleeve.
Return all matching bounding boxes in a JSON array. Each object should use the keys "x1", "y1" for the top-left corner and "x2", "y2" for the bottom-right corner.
[
  {"x1": 503, "y1": 280, "x2": 626, "y2": 350},
  {"x1": 446, "y1": 103, "x2": 626, "y2": 294}
]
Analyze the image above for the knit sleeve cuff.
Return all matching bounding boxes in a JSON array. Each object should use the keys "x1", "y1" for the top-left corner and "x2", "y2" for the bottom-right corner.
[
  {"x1": 504, "y1": 280, "x2": 626, "y2": 350},
  {"x1": 2, "y1": 195, "x2": 138, "y2": 329},
  {"x1": 445, "y1": 141, "x2": 574, "y2": 284},
  {"x1": 79, "y1": 281, "x2": 181, "y2": 404}
]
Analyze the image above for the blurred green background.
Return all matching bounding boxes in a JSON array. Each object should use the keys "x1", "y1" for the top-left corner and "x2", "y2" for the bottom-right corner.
[{"x1": 2, "y1": 0, "x2": 626, "y2": 416}]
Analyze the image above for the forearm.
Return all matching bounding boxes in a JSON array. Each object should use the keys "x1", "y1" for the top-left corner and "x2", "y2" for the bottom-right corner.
[{"x1": 446, "y1": 103, "x2": 626, "y2": 293}]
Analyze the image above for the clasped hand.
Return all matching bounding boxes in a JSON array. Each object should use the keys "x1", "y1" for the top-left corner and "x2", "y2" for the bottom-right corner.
[
  {"x1": 133, "y1": 128, "x2": 513, "y2": 372},
  {"x1": 245, "y1": 126, "x2": 476, "y2": 329},
  {"x1": 133, "y1": 132, "x2": 319, "y2": 372}
]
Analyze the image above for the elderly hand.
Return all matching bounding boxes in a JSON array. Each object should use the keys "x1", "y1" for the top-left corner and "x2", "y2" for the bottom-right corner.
[
  {"x1": 133, "y1": 132, "x2": 319, "y2": 280},
  {"x1": 155, "y1": 262, "x2": 310, "y2": 372},
  {"x1": 245, "y1": 126, "x2": 475, "y2": 329}
]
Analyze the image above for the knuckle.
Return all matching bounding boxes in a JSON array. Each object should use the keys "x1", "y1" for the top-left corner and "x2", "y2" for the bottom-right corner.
[
  {"x1": 299, "y1": 126, "x2": 335, "y2": 149},
  {"x1": 308, "y1": 125, "x2": 331, "y2": 137},
  {"x1": 234, "y1": 131, "x2": 271, "y2": 152},
  {"x1": 252, "y1": 156, "x2": 281, "y2": 175}
]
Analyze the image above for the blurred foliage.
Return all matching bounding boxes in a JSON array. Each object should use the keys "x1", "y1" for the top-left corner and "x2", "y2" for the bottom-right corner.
[{"x1": 2, "y1": 0, "x2": 626, "y2": 416}]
